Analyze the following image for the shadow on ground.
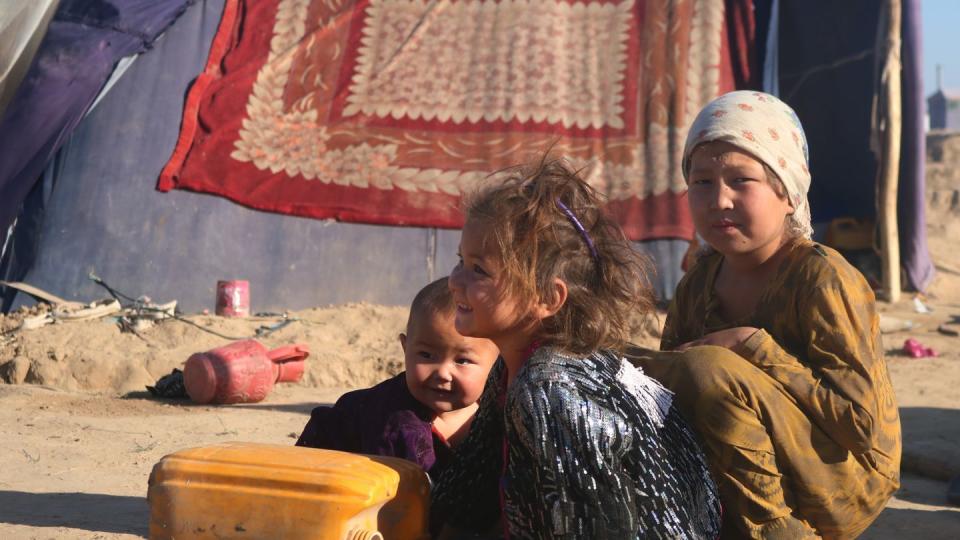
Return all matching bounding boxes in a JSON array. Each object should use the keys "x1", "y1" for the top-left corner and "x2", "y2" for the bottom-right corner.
[
  {"x1": 862, "y1": 508, "x2": 960, "y2": 539},
  {"x1": 122, "y1": 390, "x2": 324, "y2": 415},
  {"x1": 0, "y1": 490, "x2": 147, "y2": 536},
  {"x1": 235, "y1": 401, "x2": 324, "y2": 414},
  {"x1": 899, "y1": 407, "x2": 960, "y2": 481}
]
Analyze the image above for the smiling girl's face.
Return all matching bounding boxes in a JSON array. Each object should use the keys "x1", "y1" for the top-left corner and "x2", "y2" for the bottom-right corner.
[
  {"x1": 687, "y1": 141, "x2": 794, "y2": 263},
  {"x1": 447, "y1": 218, "x2": 533, "y2": 346}
]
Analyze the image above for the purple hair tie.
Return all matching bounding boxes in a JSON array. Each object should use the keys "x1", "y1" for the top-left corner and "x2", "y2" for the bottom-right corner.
[{"x1": 556, "y1": 199, "x2": 599, "y2": 262}]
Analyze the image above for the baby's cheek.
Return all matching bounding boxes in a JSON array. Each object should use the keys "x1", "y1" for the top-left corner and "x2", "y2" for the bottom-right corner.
[{"x1": 469, "y1": 382, "x2": 485, "y2": 402}]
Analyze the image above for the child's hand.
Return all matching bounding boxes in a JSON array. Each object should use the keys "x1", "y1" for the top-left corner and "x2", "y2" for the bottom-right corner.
[{"x1": 675, "y1": 327, "x2": 760, "y2": 353}]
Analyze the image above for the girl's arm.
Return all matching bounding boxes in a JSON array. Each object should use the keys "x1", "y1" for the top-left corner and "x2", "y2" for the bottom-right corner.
[
  {"x1": 509, "y1": 381, "x2": 642, "y2": 538},
  {"x1": 738, "y1": 264, "x2": 887, "y2": 454}
]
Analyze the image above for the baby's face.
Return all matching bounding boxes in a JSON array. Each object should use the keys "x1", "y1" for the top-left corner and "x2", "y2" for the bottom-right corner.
[{"x1": 402, "y1": 312, "x2": 499, "y2": 414}]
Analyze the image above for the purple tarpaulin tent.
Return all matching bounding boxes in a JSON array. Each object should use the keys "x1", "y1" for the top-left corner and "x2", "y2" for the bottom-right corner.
[{"x1": 0, "y1": 0, "x2": 195, "y2": 234}]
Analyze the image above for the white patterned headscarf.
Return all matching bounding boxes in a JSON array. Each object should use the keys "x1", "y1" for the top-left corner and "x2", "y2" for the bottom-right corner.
[{"x1": 682, "y1": 91, "x2": 813, "y2": 239}]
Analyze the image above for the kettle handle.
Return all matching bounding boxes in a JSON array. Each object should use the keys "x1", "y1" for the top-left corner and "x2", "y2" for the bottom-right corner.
[{"x1": 267, "y1": 344, "x2": 310, "y2": 364}]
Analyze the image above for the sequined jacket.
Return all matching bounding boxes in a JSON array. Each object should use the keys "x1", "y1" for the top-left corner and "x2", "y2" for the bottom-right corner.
[{"x1": 432, "y1": 347, "x2": 721, "y2": 539}]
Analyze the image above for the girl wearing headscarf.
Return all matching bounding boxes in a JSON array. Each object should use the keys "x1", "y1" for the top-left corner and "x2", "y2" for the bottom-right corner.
[{"x1": 628, "y1": 91, "x2": 901, "y2": 538}]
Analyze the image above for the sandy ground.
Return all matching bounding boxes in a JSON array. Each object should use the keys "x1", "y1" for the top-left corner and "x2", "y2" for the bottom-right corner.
[
  {"x1": 0, "y1": 304, "x2": 413, "y2": 394},
  {"x1": 2, "y1": 303, "x2": 958, "y2": 540},
  {"x1": 2, "y1": 187, "x2": 960, "y2": 537},
  {"x1": 0, "y1": 381, "x2": 956, "y2": 540}
]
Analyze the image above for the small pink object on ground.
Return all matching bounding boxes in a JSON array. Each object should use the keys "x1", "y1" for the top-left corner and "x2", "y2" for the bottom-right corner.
[
  {"x1": 183, "y1": 339, "x2": 309, "y2": 404},
  {"x1": 903, "y1": 338, "x2": 937, "y2": 358},
  {"x1": 216, "y1": 280, "x2": 249, "y2": 317}
]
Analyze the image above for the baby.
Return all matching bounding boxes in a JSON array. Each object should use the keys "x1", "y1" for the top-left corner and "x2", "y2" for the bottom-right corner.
[{"x1": 296, "y1": 277, "x2": 500, "y2": 480}]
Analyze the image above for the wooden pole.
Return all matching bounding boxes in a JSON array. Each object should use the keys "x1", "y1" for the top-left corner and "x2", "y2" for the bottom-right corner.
[{"x1": 879, "y1": 0, "x2": 902, "y2": 303}]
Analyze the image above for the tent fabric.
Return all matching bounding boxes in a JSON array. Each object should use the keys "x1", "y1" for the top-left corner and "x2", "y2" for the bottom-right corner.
[
  {"x1": 777, "y1": 0, "x2": 932, "y2": 292},
  {"x1": 0, "y1": 157, "x2": 53, "y2": 313},
  {"x1": 0, "y1": 0, "x2": 195, "y2": 236},
  {"x1": 778, "y1": 0, "x2": 881, "y2": 225},
  {"x1": 159, "y1": 0, "x2": 735, "y2": 241},
  {"x1": 898, "y1": 0, "x2": 934, "y2": 291},
  {"x1": 0, "y1": 0, "x2": 693, "y2": 312},
  {"x1": 0, "y1": 0, "x2": 59, "y2": 119}
]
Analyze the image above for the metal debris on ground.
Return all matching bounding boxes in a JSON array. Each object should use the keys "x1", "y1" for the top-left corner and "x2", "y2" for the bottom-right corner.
[
  {"x1": 255, "y1": 317, "x2": 296, "y2": 337},
  {"x1": 20, "y1": 298, "x2": 121, "y2": 330},
  {"x1": 88, "y1": 272, "x2": 300, "y2": 340},
  {"x1": 937, "y1": 325, "x2": 960, "y2": 337}
]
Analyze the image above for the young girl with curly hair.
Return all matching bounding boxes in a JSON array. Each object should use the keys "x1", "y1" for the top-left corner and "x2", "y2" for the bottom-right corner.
[{"x1": 431, "y1": 158, "x2": 721, "y2": 539}]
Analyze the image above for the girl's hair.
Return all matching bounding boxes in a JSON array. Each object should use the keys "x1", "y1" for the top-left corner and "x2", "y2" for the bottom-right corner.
[{"x1": 465, "y1": 157, "x2": 655, "y2": 355}]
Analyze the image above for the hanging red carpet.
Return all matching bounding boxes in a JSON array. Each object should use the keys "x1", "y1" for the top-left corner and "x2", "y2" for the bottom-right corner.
[{"x1": 159, "y1": 0, "x2": 733, "y2": 239}]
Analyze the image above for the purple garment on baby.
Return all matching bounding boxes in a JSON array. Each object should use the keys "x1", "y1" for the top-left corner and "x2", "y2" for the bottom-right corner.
[{"x1": 296, "y1": 372, "x2": 452, "y2": 478}]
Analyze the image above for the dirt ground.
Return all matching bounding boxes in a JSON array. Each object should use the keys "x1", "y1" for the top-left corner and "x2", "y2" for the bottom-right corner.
[{"x1": 2, "y1": 189, "x2": 960, "y2": 538}]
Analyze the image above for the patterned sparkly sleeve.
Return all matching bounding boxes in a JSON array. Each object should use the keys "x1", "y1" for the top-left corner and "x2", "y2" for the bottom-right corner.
[
  {"x1": 508, "y1": 379, "x2": 640, "y2": 537},
  {"x1": 739, "y1": 259, "x2": 884, "y2": 454},
  {"x1": 430, "y1": 360, "x2": 505, "y2": 533}
]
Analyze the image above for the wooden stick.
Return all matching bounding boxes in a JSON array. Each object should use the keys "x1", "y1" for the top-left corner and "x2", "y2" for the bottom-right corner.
[
  {"x1": 0, "y1": 280, "x2": 84, "y2": 309},
  {"x1": 879, "y1": 0, "x2": 902, "y2": 303}
]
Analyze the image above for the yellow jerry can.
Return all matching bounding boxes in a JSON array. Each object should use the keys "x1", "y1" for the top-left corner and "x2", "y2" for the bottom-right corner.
[{"x1": 147, "y1": 442, "x2": 430, "y2": 539}]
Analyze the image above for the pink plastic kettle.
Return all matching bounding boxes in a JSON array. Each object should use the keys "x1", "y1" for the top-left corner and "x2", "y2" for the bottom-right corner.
[{"x1": 183, "y1": 339, "x2": 309, "y2": 404}]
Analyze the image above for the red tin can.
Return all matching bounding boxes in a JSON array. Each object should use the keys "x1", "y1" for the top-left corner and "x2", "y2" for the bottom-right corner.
[
  {"x1": 216, "y1": 280, "x2": 249, "y2": 317},
  {"x1": 183, "y1": 340, "x2": 310, "y2": 404}
]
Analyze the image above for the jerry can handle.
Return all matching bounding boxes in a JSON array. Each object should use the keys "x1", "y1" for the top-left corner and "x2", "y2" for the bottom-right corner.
[{"x1": 267, "y1": 344, "x2": 310, "y2": 364}]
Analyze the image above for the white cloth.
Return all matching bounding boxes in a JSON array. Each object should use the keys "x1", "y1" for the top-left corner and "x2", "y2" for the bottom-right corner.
[
  {"x1": 682, "y1": 90, "x2": 813, "y2": 239},
  {"x1": 616, "y1": 358, "x2": 673, "y2": 428}
]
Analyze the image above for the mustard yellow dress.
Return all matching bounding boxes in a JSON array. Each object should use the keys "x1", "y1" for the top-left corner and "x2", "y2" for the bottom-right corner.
[{"x1": 627, "y1": 239, "x2": 901, "y2": 539}]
